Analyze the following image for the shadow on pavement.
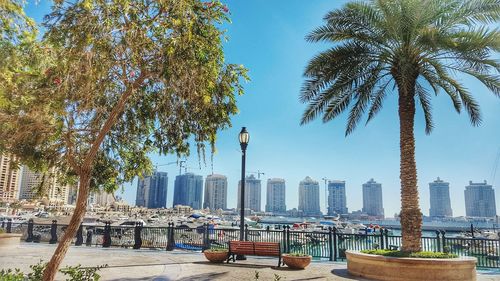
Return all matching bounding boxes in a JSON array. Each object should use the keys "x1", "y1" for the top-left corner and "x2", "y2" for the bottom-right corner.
[
  {"x1": 107, "y1": 277, "x2": 164, "y2": 281},
  {"x1": 192, "y1": 261, "x2": 269, "y2": 269},
  {"x1": 331, "y1": 269, "x2": 369, "y2": 280},
  {"x1": 176, "y1": 272, "x2": 229, "y2": 281}
]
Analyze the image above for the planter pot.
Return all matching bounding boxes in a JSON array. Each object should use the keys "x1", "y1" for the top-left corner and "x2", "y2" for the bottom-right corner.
[
  {"x1": 282, "y1": 254, "x2": 312, "y2": 269},
  {"x1": 203, "y1": 251, "x2": 229, "y2": 263},
  {"x1": 0, "y1": 233, "x2": 22, "y2": 248},
  {"x1": 346, "y1": 251, "x2": 477, "y2": 281}
]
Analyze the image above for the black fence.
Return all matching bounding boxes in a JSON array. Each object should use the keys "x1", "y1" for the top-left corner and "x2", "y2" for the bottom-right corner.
[{"x1": 2, "y1": 219, "x2": 499, "y2": 268}]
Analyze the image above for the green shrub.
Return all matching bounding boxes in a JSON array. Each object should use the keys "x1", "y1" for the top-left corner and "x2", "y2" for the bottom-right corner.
[
  {"x1": 59, "y1": 264, "x2": 108, "y2": 281},
  {"x1": 361, "y1": 249, "x2": 457, "y2": 258},
  {"x1": 0, "y1": 268, "x2": 24, "y2": 281},
  {"x1": 205, "y1": 248, "x2": 228, "y2": 253},
  {"x1": 409, "y1": 251, "x2": 458, "y2": 259},
  {"x1": 0, "y1": 228, "x2": 5, "y2": 234},
  {"x1": 286, "y1": 252, "x2": 309, "y2": 257},
  {"x1": 0, "y1": 261, "x2": 107, "y2": 281}
]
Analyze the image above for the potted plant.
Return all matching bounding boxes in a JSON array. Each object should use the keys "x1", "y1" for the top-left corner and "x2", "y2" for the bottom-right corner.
[
  {"x1": 282, "y1": 252, "x2": 312, "y2": 269},
  {"x1": 203, "y1": 248, "x2": 229, "y2": 263},
  {"x1": 0, "y1": 228, "x2": 22, "y2": 248}
]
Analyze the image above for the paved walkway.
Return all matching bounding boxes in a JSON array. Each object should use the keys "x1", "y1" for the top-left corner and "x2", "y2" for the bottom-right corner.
[{"x1": 1, "y1": 244, "x2": 499, "y2": 280}]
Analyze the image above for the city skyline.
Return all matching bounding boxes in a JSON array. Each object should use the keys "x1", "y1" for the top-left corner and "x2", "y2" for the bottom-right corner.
[{"x1": 20, "y1": 0, "x2": 500, "y2": 218}]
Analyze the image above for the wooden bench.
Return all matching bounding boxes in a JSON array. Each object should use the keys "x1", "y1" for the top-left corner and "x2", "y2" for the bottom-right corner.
[{"x1": 227, "y1": 241, "x2": 282, "y2": 267}]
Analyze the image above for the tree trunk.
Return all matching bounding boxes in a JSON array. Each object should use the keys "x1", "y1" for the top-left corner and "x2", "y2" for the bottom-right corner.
[
  {"x1": 398, "y1": 78, "x2": 422, "y2": 252},
  {"x1": 42, "y1": 172, "x2": 91, "y2": 281}
]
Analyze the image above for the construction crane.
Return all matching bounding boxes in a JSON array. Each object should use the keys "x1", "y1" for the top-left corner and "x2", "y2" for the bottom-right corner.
[
  {"x1": 491, "y1": 147, "x2": 500, "y2": 184},
  {"x1": 322, "y1": 178, "x2": 332, "y2": 215},
  {"x1": 247, "y1": 170, "x2": 265, "y2": 179},
  {"x1": 179, "y1": 161, "x2": 201, "y2": 174},
  {"x1": 155, "y1": 160, "x2": 186, "y2": 175}
]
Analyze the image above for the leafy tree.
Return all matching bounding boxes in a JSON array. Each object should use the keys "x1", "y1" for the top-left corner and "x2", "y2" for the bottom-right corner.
[
  {"x1": 301, "y1": 0, "x2": 499, "y2": 252},
  {"x1": 0, "y1": 0, "x2": 247, "y2": 280}
]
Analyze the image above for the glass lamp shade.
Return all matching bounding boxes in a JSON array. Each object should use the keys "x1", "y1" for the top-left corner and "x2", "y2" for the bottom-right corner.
[{"x1": 239, "y1": 127, "x2": 249, "y2": 146}]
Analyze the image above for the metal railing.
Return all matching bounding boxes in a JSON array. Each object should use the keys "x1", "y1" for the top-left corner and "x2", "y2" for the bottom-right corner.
[{"x1": 2, "y1": 219, "x2": 499, "y2": 268}]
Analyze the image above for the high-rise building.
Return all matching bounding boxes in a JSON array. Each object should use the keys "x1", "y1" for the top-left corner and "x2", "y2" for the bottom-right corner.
[
  {"x1": 265, "y1": 178, "x2": 286, "y2": 214},
  {"x1": 20, "y1": 166, "x2": 74, "y2": 205},
  {"x1": 465, "y1": 180, "x2": 497, "y2": 218},
  {"x1": 327, "y1": 180, "x2": 348, "y2": 215},
  {"x1": 362, "y1": 178, "x2": 384, "y2": 217},
  {"x1": 19, "y1": 166, "x2": 41, "y2": 200},
  {"x1": 19, "y1": 167, "x2": 70, "y2": 204},
  {"x1": 238, "y1": 174, "x2": 261, "y2": 212},
  {"x1": 67, "y1": 185, "x2": 78, "y2": 205},
  {"x1": 173, "y1": 173, "x2": 203, "y2": 209},
  {"x1": 136, "y1": 171, "x2": 168, "y2": 209},
  {"x1": 429, "y1": 177, "x2": 452, "y2": 217},
  {"x1": 203, "y1": 174, "x2": 227, "y2": 210},
  {"x1": 0, "y1": 154, "x2": 20, "y2": 202},
  {"x1": 95, "y1": 191, "x2": 115, "y2": 207},
  {"x1": 299, "y1": 176, "x2": 321, "y2": 216}
]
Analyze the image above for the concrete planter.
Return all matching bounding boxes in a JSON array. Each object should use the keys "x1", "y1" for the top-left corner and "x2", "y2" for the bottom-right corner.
[
  {"x1": 346, "y1": 251, "x2": 477, "y2": 281},
  {"x1": 203, "y1": 250, "x2": 229, "y2": 263},
  {"x1": 282, "y1": 254, "x2": 312, "y2": 269},
  {"x1": 0, "y1": 233, "x2": 22, "y2": 248}
]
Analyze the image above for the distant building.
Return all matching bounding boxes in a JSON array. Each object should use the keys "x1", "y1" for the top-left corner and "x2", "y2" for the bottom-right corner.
[
  {"x1": 299, "y1": 176, "x2": 321, "y2": 216},
  {"x1": 0, "y1": 154, "x2": 20, "y2": 202},
  {"x1": 67, "y1": 185, "x2": 78, "y2": 205},
  {"x1": 19, "y1": 166, "x2": 72, "y2": 205},
  {"x1": 19, "y1": 167, "x2": 41, "y2": 200},
  {"x1": 238, "y1": 175, "x2": 261, "y2": 212},
  {"x1": 136, "y1": 171, "x2": 168, "y2": 209},
  {"x1": 429, "y1": 177, "x2": 453, "y2": 217},
  {"x1": 362, "y1": 179, "x2": 384, "y2": 217},
  {"x1": 465, "y1": 180, "x2": 497, "y2": 218},
  {"x1": 327, "y1": 180, "x2": 348, "y2": 215},
  {"x1": 265, "y1": 178, "x2": 286, "y2": 214},
  {"x1": 95, "y1": 191, "x2": 115, "y2": 207},
  {"x1": 173, "y1": 173, "x2": 203, "y2": 209},
  {"x1": 203, "y1": 174, "x2": 227, "y2": 210}
]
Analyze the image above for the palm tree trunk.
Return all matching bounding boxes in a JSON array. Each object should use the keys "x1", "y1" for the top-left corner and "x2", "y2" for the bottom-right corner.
[
  {"x1": 42, "y1": 171, "x2": 91, "y2": 281},
  {"x1": 398, "y1": 79, "x2": 422, "y2": 252}
]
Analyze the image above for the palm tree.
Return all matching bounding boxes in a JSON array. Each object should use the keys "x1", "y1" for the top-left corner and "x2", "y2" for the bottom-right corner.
[{"x1": 301, "y1": 0, "x2": 499, "y2": 252}]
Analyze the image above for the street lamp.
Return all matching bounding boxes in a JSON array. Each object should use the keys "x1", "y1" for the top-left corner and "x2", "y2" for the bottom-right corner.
[{"x1": 237, "y1": 127, "x2": 249, "y2": 260}]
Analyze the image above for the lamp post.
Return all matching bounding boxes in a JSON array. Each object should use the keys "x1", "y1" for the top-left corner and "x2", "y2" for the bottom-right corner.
[{"x1": 237, "y1": 127, "x2": 249, "y2": 260}]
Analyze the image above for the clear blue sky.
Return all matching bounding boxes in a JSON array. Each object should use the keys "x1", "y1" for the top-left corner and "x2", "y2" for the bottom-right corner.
[{"x1": 26, "y1": 1, "x2": 500, "y2": 217}]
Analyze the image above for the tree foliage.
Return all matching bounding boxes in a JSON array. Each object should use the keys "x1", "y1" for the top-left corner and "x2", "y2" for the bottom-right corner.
[
  {"x1": 301, "y1": 0, "x2": 499, "y2": 135},
  {"x1": 0, "y1": 0, "x2": 247, "y2": 193}
]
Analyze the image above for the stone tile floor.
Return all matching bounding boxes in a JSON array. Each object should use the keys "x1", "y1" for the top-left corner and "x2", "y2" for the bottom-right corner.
[{"x1": 0, "y1": 244, "x2": 499, "y2": 280}]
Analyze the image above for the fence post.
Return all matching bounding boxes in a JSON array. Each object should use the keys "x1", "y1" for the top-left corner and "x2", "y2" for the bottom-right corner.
[
  {"x1": 166, "y1": 222, "x2": 174, "y2": 251},
  {"x1": 379, "y1": 228, "x2": 384, "y2": 249},
  {"x1": 286, "y1": 226, "x2": 290, "y2": 253},
  {"x1": 26, "y1": 219, "x2": 34, "y2": 242},
  {"x1": 133, "y1": 222, "x2": 143, "y2": 249},
  {"x1": 75, "y1": 224, "x2": 83, "y2": 246},
  {"x1": 201, "y1": 223, "x2": 210, "y2": 251},
  {"x1": 6, "y1": 218, "x2": 12, "y2": 233},
  {"x1": 328, "y1": 227, "x2": 334, "y2": 261},
  {"x1": 435, "y1": 230, "x2": 441, "y2": 252},
  {"x1": 440, "y1": 230, "x2": 446, "y2": 252},
  {"x1": 49, "y1": 220, "x2": 58, "y2": 244},
  {"x1": 282, "y1": 226, "x2": 287, "y2": 253},
  {"x1": 384, "y1": 229, "x2": 389, "y2": 249},
  {"x1": 85, "y1": 228, "x2": 93, "y2": 246},
  {"x1": 102, "y1": 222, "x2": 111, "y2": 248},
  {"x1": 244, "y1": 224, "x2": 249, "y2": 241},
  {"x1": 333, "y1": 227, "x2": 338, "y2": 261}
]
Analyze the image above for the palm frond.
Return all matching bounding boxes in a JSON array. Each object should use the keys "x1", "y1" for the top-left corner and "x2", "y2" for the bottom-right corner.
[
  {"x1": 366, "y1": 79, "x2": 392, "y2": 123},
  {"x1": 416, "y1": 83, "x2": 434, "y2": 134}
]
